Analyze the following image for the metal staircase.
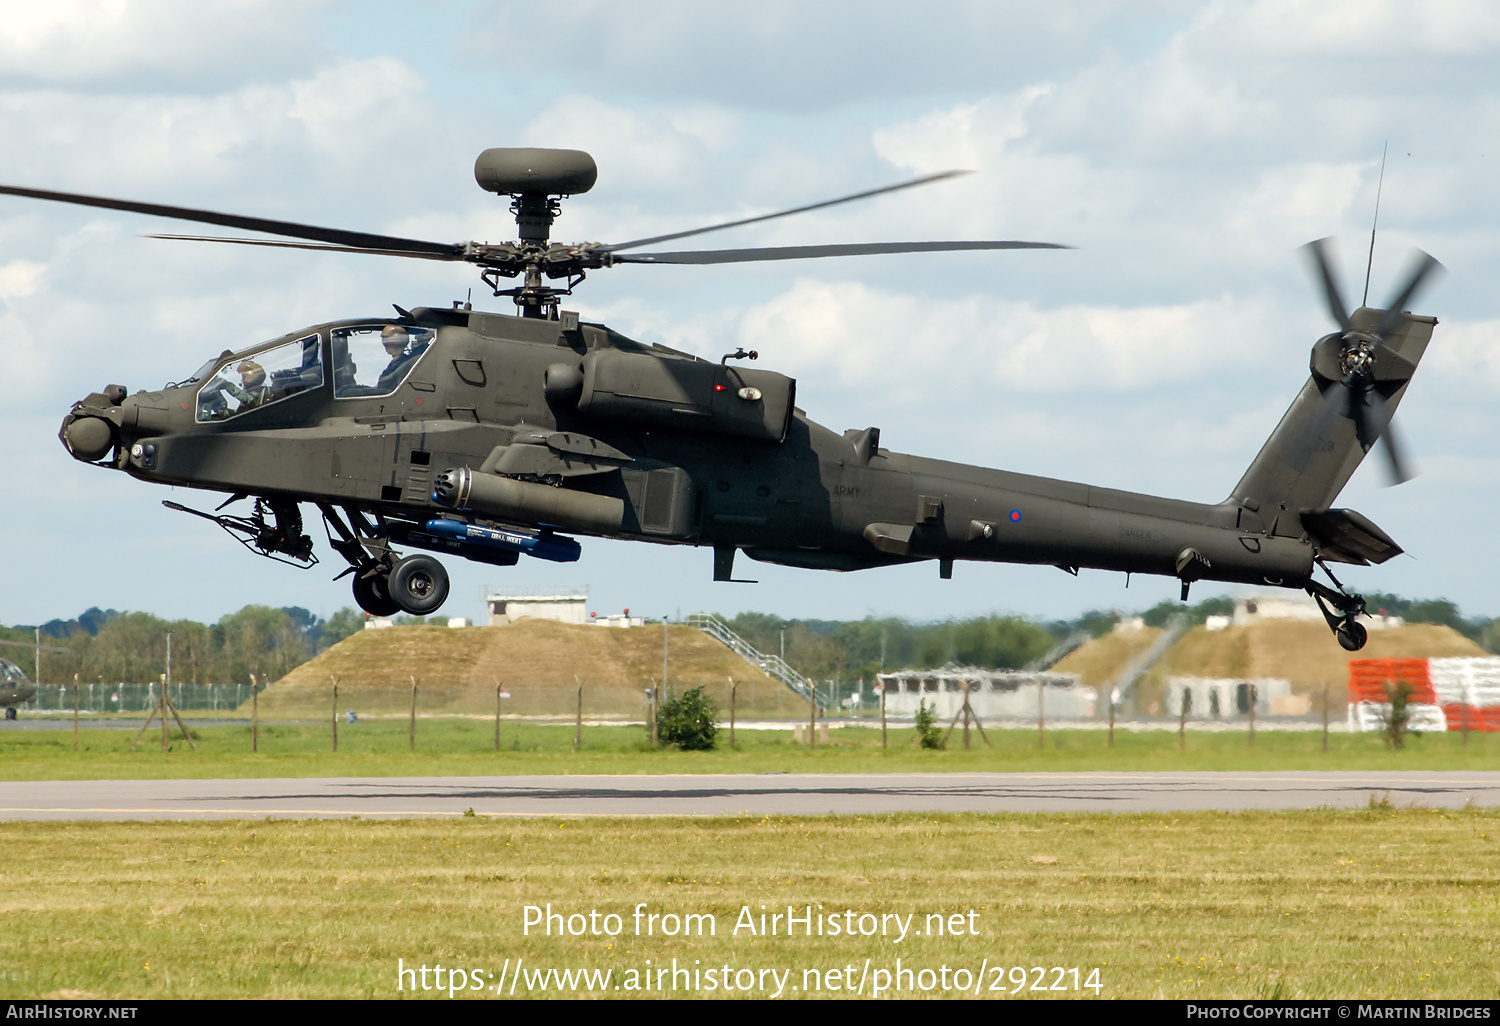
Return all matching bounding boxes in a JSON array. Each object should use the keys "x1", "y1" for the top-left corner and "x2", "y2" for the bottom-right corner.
[
  {"x1": 683, "y1": 613, "x2": 813, "y2": 701},
  {"x1": 1109, "y1": 614, "x2": 1190, "y2": 709}
]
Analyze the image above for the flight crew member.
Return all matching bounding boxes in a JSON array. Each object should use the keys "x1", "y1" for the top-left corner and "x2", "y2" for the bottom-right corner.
[
  {"x1": 376, "y1": 325, "x2": 422, "y2": 391},
  {"x1": 222, "y1": 360, "x2": 269, "y2": 411}
]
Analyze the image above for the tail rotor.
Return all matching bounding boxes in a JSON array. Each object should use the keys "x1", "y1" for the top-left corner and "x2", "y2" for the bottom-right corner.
[{"x1": 1301, "y1": 239, "x2": 1442, "y2": 485}]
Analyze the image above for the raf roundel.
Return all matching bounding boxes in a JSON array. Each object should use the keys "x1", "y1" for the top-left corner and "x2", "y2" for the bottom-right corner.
[{"x1": 1009, "y1": 510, "x2": 1023, "y2": 524}]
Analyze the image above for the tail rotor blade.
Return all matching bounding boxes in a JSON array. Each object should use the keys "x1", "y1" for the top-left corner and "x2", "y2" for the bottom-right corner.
[
  {"x1": 1304, "y1": 237, "x2": 1352, "y2": 333},
  {"x1": 1296, "y1": 378, "x2": 1351, "y2": 471},
  {"x1": 1379, "y1": 420, "x2": 1411, "y2": 485},
  {"x1": 1361, "y1": 389, "x2": 1412, "y2": 485},
  {"x1": 1373, "y1": 250, "x2": 1443, "y2": 340}
]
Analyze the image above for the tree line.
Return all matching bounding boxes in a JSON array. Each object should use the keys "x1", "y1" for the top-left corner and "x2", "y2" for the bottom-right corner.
[
  {"x1": 0, "y1": 606, "x2": 365, "y2": 685},
  {"x1": 5, "y1": 592, "x2": 1499, "y2": 686},
  {"x1": 721, "y1": 594, "x2": 1500, "y2": 687}
]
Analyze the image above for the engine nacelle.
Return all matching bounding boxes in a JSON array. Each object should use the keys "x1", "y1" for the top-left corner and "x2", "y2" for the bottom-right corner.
[{"x1": 575, "y1": 350, "x2": 795, "y2": 442}]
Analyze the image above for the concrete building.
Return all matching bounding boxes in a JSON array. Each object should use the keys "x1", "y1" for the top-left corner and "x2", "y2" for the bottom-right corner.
[
  {"x1": 1163, "y1": 676, "x2": 1299, "y2": 718},
  {"x1": 485, "y1": 594, "x2": 588, "y2": 626},
  {"x1": 876, "y1": 667, "x2": 1091, "y2": 720},
  {"x1": 592, "y1": 613, "x2": 645, "y2": 628},
  {"x1": 1228, "y1": 592, "x2": 1402, "y2": 629}
]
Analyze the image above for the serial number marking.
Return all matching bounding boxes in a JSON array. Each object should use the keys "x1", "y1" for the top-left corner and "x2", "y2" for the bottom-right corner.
[{"x1": 1118, "y1": 528, "x2": 1156, "y2": 540}]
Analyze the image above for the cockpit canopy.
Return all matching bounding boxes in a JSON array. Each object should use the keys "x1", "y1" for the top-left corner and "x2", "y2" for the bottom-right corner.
[
  {"x1": 193, "y1": 324, "x2": 434, "y2": 422},
  {"x1": 331, "y1": 324, "x2": 434, "y2": 398}
]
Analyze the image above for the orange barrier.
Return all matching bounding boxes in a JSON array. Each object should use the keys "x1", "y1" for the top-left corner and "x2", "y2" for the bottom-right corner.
[{"x1": 1347, "y1": 658, "x2": 1435, "y2": 704}]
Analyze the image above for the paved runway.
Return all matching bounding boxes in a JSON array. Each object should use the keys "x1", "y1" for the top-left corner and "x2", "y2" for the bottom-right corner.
[{"x1": 3, "y1": 771, "x2": 1498, "y2": 820}]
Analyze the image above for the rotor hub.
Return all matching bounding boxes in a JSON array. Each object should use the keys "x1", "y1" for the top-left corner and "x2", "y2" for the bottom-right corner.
[{"x1": 1338, "y1": 334, "x2": 1377, "y2": 379}]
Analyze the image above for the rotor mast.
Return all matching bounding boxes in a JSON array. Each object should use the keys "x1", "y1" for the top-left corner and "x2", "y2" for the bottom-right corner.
[{"x1": 474, "y1": 148, "x2": 598, "y2": 319}]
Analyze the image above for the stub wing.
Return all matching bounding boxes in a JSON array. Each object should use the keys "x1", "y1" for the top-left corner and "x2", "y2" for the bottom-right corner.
[{"x1": 1300, "y1": 508, "x2": 1403, "y2": 566}]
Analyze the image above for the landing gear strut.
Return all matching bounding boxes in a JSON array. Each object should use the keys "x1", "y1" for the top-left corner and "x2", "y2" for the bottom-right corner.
[
  {"x1": 1307, "y1": 559, "x2": 1369, "y2": 652},
  {"x1": 319, "y1": 505, "x2": 451, "y2": 617}
]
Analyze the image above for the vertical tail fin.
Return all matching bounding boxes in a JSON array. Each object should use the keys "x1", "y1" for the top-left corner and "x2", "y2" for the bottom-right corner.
[{"x1": 1227, "y1": 307, "x2": 1436, "y2": 535}]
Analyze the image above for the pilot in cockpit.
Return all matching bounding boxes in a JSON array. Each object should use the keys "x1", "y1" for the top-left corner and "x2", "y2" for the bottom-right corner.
[
  {"x1": 225, "y1": 361, "x2": 268, "y2": 407},
  {"x1": 376, "y1": 325, "x2": 420, "y2": 391}
]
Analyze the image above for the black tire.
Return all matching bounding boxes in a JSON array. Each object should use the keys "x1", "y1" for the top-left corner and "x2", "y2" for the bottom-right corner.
[
  {"x1": 1336, "y1": 619, "x2": 1368, "y2": 652},
  {"x1": 4, "y1": 707, "x2": 16, "y2": 720},
  {"x1": 389, "y1": 554, "x2": 450, "y2": 615},
  {"x1": 352, "y1": 571, "x2": 401, "y2": 617}
]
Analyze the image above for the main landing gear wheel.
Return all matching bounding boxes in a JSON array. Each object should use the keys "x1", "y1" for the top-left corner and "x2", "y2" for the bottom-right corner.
[
  {"x1": 1336, "y1": 619, "x2": 1368, "y2": 652},
  {"x1": 352, "y1": 570, "x2": 400, "y2": 617},
  {"x1": 389, "y1": 554, "x2": 450, "y2": 615},
  {"x1": 4, "y1": 707, "x2": 16, "y2": 721}
]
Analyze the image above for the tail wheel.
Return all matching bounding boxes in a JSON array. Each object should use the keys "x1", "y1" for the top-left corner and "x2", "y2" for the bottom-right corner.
[
  {"x1": 1336, "y1": 619, "x2": 1368, "y2": 652},
  {"x1": 389, "y1": 554, "x2": 450, "y2": 615},
  {"x1": 352, "y1": 570, "x2": 400, "y2": 617}
]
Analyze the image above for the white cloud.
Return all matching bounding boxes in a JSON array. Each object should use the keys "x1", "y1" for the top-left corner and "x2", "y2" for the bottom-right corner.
[
  {"x1": 0, "y1": 0, "x2": 333, "y2": 88},
  {"x1": 1424, "y1": 317, "x2": 1500, "y2": 393},
  {"x1": 0, "y1": 259, "x2": 44, "y2": 300}
]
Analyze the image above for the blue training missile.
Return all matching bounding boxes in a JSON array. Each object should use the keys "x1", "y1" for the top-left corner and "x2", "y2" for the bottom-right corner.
[{"x1": 422, "y1": 518, "x2": 582, "y2": 563}]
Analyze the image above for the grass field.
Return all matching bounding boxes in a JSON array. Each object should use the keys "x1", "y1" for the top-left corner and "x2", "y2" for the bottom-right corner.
[
  {"x1": 2, "y1": 719, "x2": 1497, "y2": 779},
  {"x1": 1, "y1": 808, "x2": 1495, "y2": 999}
]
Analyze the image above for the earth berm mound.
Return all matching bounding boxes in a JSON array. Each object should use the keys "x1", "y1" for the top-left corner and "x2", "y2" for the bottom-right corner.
[{"x1": 254, "y1": 618, "x2": 806, "y2": 718}]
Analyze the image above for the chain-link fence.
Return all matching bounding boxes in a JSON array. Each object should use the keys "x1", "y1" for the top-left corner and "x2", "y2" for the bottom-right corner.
[{"x1": 25, "y1": 681, "x2": 266, "y2": 714}]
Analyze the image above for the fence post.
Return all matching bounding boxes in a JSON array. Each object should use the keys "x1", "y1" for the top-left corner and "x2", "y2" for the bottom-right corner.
[
  {"x1": 963, "y1": 685, "x2": 972, "y2": 751},
  {"x1": 331, "y1": 676, "x2": 338, "y2": 753},
  {"x1": 1178, "y1": 687, "x2": 1190, "y2": 751},
  {"x1": 880, "y1": 684, "x2": 887, "y2": 751},
  {"x1": 72, "y1": 675, "x2": 80, "y2": 752},
  {"x1": 573, "y1": 677, "x2": 583, "y2": 751},
  {"x1": 251, "y1": 674, "x2": 259, "y2": 753},
  {"x1": 409, "y1": 676, "x2": 418, "y2": 752},
  {"x1": 728, "y1": 677, "x2": 737, "y2": 749},
  {"x1": 160, "y1": 674, "x2": 169, "y2": 752},
  {"x1": 1037, "y1": 680, "x2": 1045, "y2": 750},
  {"x1": 1248, "y1": 683, "x2": 1256, "y2": 748},
  {"x1": 807, "y1": 679, "x2": 817, "y2": 749},
  {"x1": 495, "y1": 681, "x2": 503, "y2": 752},
  {"x1": 1321, "y1": 681, "x2": 1329, "y2": 754}
]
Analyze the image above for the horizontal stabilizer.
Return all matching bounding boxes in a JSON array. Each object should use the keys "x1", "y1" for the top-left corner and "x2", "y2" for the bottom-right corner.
[{"x1": 1300, "y1": 508, "x2": 1403, "y2": 565}]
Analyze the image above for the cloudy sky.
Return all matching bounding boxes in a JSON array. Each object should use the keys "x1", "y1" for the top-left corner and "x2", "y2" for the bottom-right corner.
[{"x1": 3, "y1": 0, "x2": 1499, "y2": 629}]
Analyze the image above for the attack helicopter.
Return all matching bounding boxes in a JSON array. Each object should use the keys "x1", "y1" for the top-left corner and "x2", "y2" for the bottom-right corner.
[
  {"x1": 6, "y1": 148, "x2": 1440, "y2": 650},
  {"x1": 0, "y1": 658, "x2": 37, "y2": 720}
]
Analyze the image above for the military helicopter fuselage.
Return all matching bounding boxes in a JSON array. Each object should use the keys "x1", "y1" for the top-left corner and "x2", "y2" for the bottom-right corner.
[
  {"x1": 15, "y1": 147, "x2": 1441, "y2": 648},
  {"x1": 59, "y1": 296, "x2": 1435, "y2": 650}
]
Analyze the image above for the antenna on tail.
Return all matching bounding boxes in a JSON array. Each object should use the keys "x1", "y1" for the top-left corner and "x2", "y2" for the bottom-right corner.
[{"x1": 1362, "y1": 141, "x2": 1388, "y2": 307}]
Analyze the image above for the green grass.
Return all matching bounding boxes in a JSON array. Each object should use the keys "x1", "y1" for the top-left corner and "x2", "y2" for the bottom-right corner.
[
  {"x1": 3, "y1": 718, "x2": 1498, "y2": 779},
  {"x1": 1, "y1": 809, "x2": 1496, "y2": 999}
]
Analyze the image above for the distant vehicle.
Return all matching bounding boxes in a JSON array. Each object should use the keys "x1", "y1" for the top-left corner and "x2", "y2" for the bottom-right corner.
[{"x1": 0, "y1": 658, "x2": 36, "y2": 719}]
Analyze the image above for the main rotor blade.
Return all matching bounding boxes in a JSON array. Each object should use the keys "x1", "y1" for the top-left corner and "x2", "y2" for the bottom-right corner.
[
  {"x1": 1303, "y1": 238, "x2": 1352, "y2": 333},
  {"x1": 603, "y1": 170, "x2": 973, "y2": 253},
  {"x1": 0, "y1": 183, "x2": 463, "y2": 259},
  {"x1": 145, "y1": 234, "x2": 464, "y2": 262},
  {"x1": 612, "y1": 239, "x2": 1070, "y2": 265},
  {"x1": 1373, "y1": 250, "x2": 1443, "y2": 340}
]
